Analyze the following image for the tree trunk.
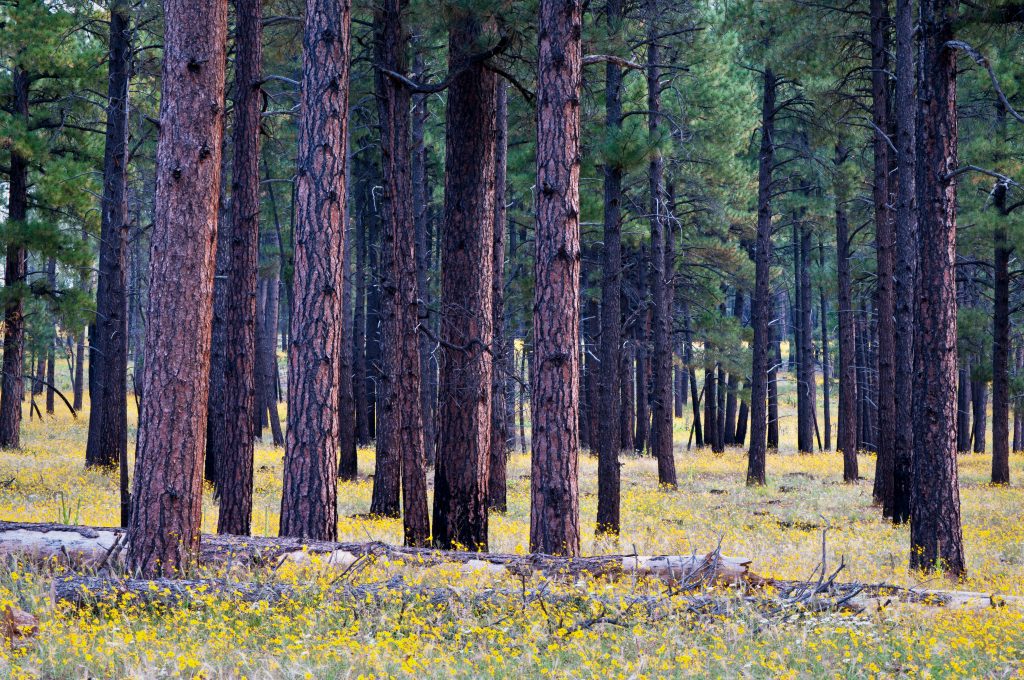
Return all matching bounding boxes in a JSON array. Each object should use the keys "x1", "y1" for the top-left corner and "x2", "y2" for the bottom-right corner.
[
  {"x1": 647, "y1": 0, "x2": 676, "y2": 486},
  {"x1": 871, "y1": 0, "x2": 897, "y2": 507},
  {"x1": 957, "y1": 361, "x2": 971, "y2": 452},
  {"x1": 990, "y1": 102, "x2": 1011, "y2": 485},
  {"x1": 83, "y1": 4, "x2": 131, "y2": 466},
  {"x1": 910, "y1": 0, "x2": 964, "y2": 577},
  {"x1": 597, "y1": 0, "x2": 624, "y2": 534},
  {"x1": 338, "y1": 233, "x2": 358, "y2": 477},
  {"x1": 263, "y1": 277, "x2": 284, "y2": 446},
  {"x1": 205, "y1": 143, "x2": 232, "y2": 486},
  {"x1": 971, "y1": 380, "x2": 987, "y2": 453},
  {"x1": 890, "y1": 0, "x2": 916, "y2": 523},
  {"x1": 798, "y1": 223, "x2": 816, "y2": 453},
  {"x1": 531, "y1": 0, "x2": 583, "y2": 556},
  {"x1": 704, "y1": 366, "x2": 718, "y2": 452},
  {"x1": 216, "y1": 0, "x2": 263, "y2": 536},
  {"x1": 279, "y1": 0, "x2": 352, "y2": 542},
  {"x1": 353, "y1": 172, "x2": 371, "y2": 448},
  {"x1": 747, "y1": 67, "x2": 776, "y2": 486},
  {"x1": 735, "y1": 394, "x2": 749, "y2": 448},
  {"x1": 683, "y1": 303, "x2": 703, "y2": 449},
  {"x1": 835, "y1": 146, "x2": 858, "y2": 480},
  {"x1": 724, "y1": 291, "x2": 742, "y2": 445},
  {"x1": 620, "y1": 342, "x2": 636, "y2": 452},
  {"x1": 412, "y1": 55, "x2": 436, "y2": 471},
  {"x1": 372, "y1": 0, "x2": 430, "y2": 548},
  {"x1": 432, "y1": 13, "x2": 497, "y2": 552},
  {"x1": 45, "y1": 258, "x2": 56, "y2": 415},
  {"x1": 1, "y1": 69, "x2": 30, "y2": 448},
  {"x1": 1014, "y1": 341, "x2": 1023, "y2": 453},
  {"x1": 818, "y1": 241, "x2": 832, "y2": 451},
  {"x1": 126, "y1": 0, "x2": 228, "y2": 576},
  {"x1": 489, "y1": 81, "x2": 510, "y2": 513}
]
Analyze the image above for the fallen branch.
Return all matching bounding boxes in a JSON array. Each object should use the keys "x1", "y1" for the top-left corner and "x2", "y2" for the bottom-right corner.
[{"x1": 0, "y1": 520, "x2": 754, "y2": 586}]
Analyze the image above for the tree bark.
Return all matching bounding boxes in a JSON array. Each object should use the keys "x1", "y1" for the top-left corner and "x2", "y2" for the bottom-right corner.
[
  {"x1": 818, "y1": 241, "x2": 832, "y2": 451},
  {"x1": 412, "y1": 55, "x2": 436, "y2": 471},
  {"x1": 279, "y1": 0, "x2": 352, "y2": 542},
  {"x1": 647, "y1": 0, "x2": 676, "y2": 486},
  {"x1": 870, "y1": 0, "x2": 898, "y2": 507},
  {"x1": 890, "y1": 0, "x2": 916, "y2": 523},
  {"x1": 432, "y1": 13, "x2": 497, "y2": 552},
  {"x1": 910, "y1": 0, "x2": 965, "y2": 577},
  {"x1": 531, "y1": 0, "x2": 583, "y2": 556},
  {"x1": 216, "y1": 0, "x2": 263, "y2": 536},
  {"x1": 797, "y1": 223, "x2": 816, "y2": 453},
  {"x1": 0, "y1": 68, "x2": 30, "y2": 450},
  {"x1": 353, "y1": 170, "x2": 371, "y2": 448},
  {"x1": 747, "y1": 67, "x2": 776, "y2": 486},
  {"x1": 489, "y1": 81, "x2": 510, "y2": 513},
  {"x1": 724, "y1": 291, "x2": 743, "y2": 445},
  {"x1": 126, "y1": 0, "x2": 228, "y2": 576},
  {"x1": 597, "y1": 0, "x2": 624, "y2": 533},
  {"x1": 85, "y1": 3, "x2": 131, "y2": 468},
  {"x1": 372, "y1": 0, "x2": 430, "y2": 547},
  {"x1": 971, "y1": 380, "x2": 987, "y2": 453},
  {"x1": 990, "y1": 102, "x2": 1011, "y2": 485},
  {"x1": 683, "y1": 303, "x2": 703, "y2": 449},
  {"x1": 957, "y1": 360, "x2": 971, "y2": 452},
  {"x1": 835, "y1": 146, "x2": 858, "y2": 481}
]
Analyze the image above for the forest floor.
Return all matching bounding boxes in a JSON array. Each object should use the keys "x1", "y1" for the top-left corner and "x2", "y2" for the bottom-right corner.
[{"x1": 0, "y1": 388, "x2": 1023, "y2": 677}]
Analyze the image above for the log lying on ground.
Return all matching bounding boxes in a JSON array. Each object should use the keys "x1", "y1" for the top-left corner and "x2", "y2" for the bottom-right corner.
[{"x1": 0, "y1": 520, "x2": 754, "y2": 586}]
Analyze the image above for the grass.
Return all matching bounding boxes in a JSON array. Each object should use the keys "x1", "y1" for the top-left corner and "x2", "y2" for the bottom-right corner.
[{"x1": 0, "y1": 376, "x2": 1022, "y2": 677}]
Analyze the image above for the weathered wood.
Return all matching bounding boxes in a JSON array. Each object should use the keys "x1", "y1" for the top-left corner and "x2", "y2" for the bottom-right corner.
[{"x1": 0, "y1": 520, "x2": 751, "y2": 585}]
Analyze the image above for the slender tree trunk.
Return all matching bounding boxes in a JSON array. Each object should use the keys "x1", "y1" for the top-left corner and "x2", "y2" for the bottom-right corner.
[
  {"x1": 45, "y1": 259, "x2": 56, "y2": 415},
  {"x1": 747, "y1": 67, "x2": 776, "y2": 486},
  {"x1": 683, "y1": 303, "x2": 703, "y2": 449},
  {"x1": 971, "y1": 380, "x2": 987, "y2": 453},
  {"x1": 871, "y1": 0, "x2": 898, "y2": 507},
  {"x1": 84, "y1": 4, "x2": 131, "y2": 466},
  {"x1": 338, "y1": 230, "x2": 358, "y2": 479},
  {"x1": 206, "y1": 145, "x2": 232, "y2": 486},
  {"x1": 412, "y1": 54, "x2": 436, "y2": 472},
  {"x1": 991, "y1": 103, "x2": 1011, "y2": 485},
  {"x1": 1014, "y1": 341, "x2": 1023, "y2": 453},
  {"x1": 597, "y1": 0, "x2": 624, "y2": 533},
  {"x1": 263, "y1": 277, "x2": 284, "y2": 446},
  {"x1": 621, "y1": 342, "x2": 636, "y2": 452},
  {"x1": 890, "y1": 0, "x2": 917, "y2": 523},
  {"x1": 432, "y1": 13, "x2": 497, "y2": 551},
  {"x1": 818, "y1": 241, "x2": 832, "y2": 451},
  {"x1": 647, "y1": 0, "x2": 675, "y2": 485},
  {"x1": 735, "y1": 394, "x2": 749, "y2": 447},
  {"x1": 279, "y1": 0, "x2": 352, "y2": 542},
  {"x1": 489, "y1": 81, "x2": 510, "y2": 513},
  {"x1": 798, "y1": 224, "x2": 816, "y2": 453},
  {"x1": 531, "y1": 0, "x2": 583, "y2": 556},
  {"x1": 724, "y1": 291, "x2": 742, "y2": 444},
  {"x1": 126, "y1": 0, "x2": 228, "y2": 576},
  {"x1": 910, "y1": 0, "x2": 964, "y2": 577},
  {"x1": 769, "y1": 302, "x2": 782, "y2": 450},
  {"x1": 216, "y1": 0, "x2": 263, "y2": 536},
  {"x1": 634, "y1": 253, "x2": 649, "y2": 453},
  {"x1": 957, "y1": 360, "x2": 971, "y2": 452},
  {"x1": 835, "y1": 146, "x2": 858, "y2": 480},
  {"x1": 353, "y1": 173, "x2": 371, "y2": 447},
  {"x1": 704, "y1": 366, "x2": 718, "y2": 452},
  {"x1": 371, "y1": 0, "x2": 430, "y2": 547}
]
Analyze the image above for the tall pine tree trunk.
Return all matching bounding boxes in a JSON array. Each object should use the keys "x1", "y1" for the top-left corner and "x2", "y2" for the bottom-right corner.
[
  {"x1": 835, "y1": 146, "x2": 858, "y2": 481},
  {"x1": 747, "y1": 67, "x2": 776, "y2": 485},
  {"x1": 890, "y1": 0, "x2": 916, "y2": 523},
  {"x1": 372, "y1": 0, "x2": 430, "y2": 547},
  {"x1": 432, "y1": 13, "x2": 497, "y2": 551},
  {"x1": 910, "y1": 0, "x2": 964, "y2": 577},
  {"x1": 127, "y1": 0, "x2": 228, "y2": 575},
  {"x1": 531, "y1": 0, "x2": 582, "y2": 556},
  {"x1": 597, "y1": 0, "x2": 624, "y2": 534},
  {"x1": 279, "y1": 0, "x2": 352, "y2": 541},
  {"x1": 489, "y1": 81, "x2": 510, "y2": 513},
  {"x1": 217, "y1": 0, "x2": 263, "y2": 536}
]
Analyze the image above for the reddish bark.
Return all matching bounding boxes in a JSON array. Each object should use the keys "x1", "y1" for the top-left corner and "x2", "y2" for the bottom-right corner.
[
  {"x1": 127, "y1": 0, "x2": 228, "y2": 576},
  {"x1": 373, "y1": 0, "x2": 430, "y2": 546},
  {"x1": 910, "y1": 0, "x2": 964, "y2": 577},
  {"x1": 489, "y1": 81, "x2": 510, "y2": 513},
  {"x1": 279, "y1": 0, "x2": 352, "y2": 542},
  {"x1": 432, "y1": 13, "x2": 496, "y2": 551},
  {"x1": 217, "y1": 0, "x2": 263, "y2": 536},
  {"x1": 531, "y1": 0, "x2": 583, "y2": 556}
]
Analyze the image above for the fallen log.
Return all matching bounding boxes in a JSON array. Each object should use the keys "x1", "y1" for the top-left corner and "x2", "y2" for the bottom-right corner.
[{"x1": 0, "y1": 520, "x2": 754, "y2": 586}]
